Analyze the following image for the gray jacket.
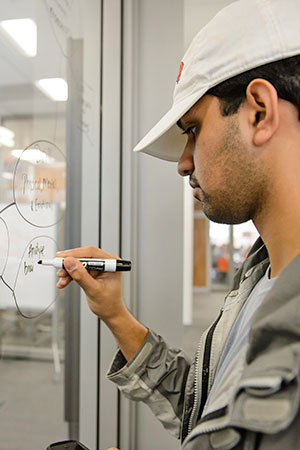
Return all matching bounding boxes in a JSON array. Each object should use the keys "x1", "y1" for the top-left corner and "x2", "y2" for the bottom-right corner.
[{"x1": 107, "y1": 239, "x2": 300, "y2": 449}]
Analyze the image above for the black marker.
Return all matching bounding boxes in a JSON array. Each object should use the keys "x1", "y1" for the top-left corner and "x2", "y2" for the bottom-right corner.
[{"x1": 37, "y1": 258, "x2": 131, "y2": 272}]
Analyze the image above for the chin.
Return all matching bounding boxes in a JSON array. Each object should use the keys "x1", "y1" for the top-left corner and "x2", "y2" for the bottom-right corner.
[{"x1": 203, "y1": 204, "x2": 250, "y2": 225}]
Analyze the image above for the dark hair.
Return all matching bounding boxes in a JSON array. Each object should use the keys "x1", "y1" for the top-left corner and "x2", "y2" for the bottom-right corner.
[{"x1": 207, "y1": 54, "x2": 300, "y2": 118}]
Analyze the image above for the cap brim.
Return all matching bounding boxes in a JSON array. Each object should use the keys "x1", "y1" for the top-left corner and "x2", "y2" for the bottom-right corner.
[{"x1": 133, "y1": 89, "x2": 205, "y2": 162}]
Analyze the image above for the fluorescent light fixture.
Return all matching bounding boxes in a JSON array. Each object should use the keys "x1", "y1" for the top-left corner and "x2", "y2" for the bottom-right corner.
[
  {"x1": 0, "y1": 18, "x2": 37, "y2": 57},
  {"x1": 35, "y1": 78, "x2": 68, "y2": 102},
  {"x1": 12, "y1": 149, "x2": 55, "y2": 164},
  {"x1": 2, "y1": 172, "x2": 13, "y2": 180},
  {"x1": 0, "y1": 126, "x2": 15, "y2": 148}
]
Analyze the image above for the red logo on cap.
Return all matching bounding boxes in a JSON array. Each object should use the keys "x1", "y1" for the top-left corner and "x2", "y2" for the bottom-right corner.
[{"x1": 176, "y1": 61, "x2": 184, "y2": 84}]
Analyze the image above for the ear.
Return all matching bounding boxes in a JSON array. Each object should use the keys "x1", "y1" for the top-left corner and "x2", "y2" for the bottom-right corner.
[{"x1": 245, "y1": 79, "x2": 279, "y2": 146}]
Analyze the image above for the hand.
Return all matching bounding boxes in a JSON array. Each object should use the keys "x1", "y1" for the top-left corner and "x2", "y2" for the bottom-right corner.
[
  {"x1": 56, "y1": 246, "x2": 126, "y2": 325},
  {"x1": 56, "y1": 246, "x2": 148, "y2": 362},
  {"x1": 106, "y1": 448, "x2": 119, "y2": 450}
]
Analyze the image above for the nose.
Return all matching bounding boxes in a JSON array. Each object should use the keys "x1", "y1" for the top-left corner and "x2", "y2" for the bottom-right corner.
[{"x1": 177, "y1": 143, "x2": 194, "y2": 177}]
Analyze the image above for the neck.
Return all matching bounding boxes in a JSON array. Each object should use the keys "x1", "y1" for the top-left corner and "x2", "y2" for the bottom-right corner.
[
  {"x1": 254, "y1": 184, "x2": 300, "y2": 279},
  {"x1": 251, "y1": 103, "x2": 300, "y2": 277}
]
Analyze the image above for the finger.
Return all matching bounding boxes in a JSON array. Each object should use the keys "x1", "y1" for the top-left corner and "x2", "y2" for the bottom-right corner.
[
  {"x1": 56, "y1": 275, "x2": 72, "y2": 289},
  {"x1": 57, "y1": 265, "x2": 111, "y2": 280},
  {"x1": 57, "y1": 268, "x2": 68, "y2": 277},
  {"x1": 63, "y1": 256, "x2": 101, "y2": 297},
  {"x1": 56, "y1": 246, "x2": 119, "y2": 259},
  {"x1": 86, "y1": 269, "x2": 104, "y2": 279}
]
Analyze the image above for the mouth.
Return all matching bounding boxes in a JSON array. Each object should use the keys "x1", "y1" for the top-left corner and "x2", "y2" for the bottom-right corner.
[
  {"x1": 189, "y1": 177, "x2": 204, "y2": 202},
  {"x1": 189, "y1": 176, "x2": 200, "y2": 190},
  {"x1": 192, "y1": 187, "x2": 201, "y2": 199}
]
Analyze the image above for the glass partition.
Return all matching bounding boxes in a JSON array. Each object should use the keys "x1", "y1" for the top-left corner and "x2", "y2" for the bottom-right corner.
[
  {"x1": 0, "y1": 1, "x2": 100, "y2": 448},
  {"x1": 185, "y1": 210, "x2": 259, "y2": 358},
  {"x1": 182, "y1": 0, "x2": 260, "y2": 359}
]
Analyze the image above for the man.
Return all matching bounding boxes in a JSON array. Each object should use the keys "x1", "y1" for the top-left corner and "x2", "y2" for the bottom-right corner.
[{"x1": 57, "y1": 0, "x2": 300, "y2": 448}]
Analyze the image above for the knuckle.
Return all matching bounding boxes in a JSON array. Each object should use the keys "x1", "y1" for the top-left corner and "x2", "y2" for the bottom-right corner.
[
  {"x1": 87, "y1": 245, "x2": 98, "y2": 255},
  {"x1": 69, "y1": 271, "x2": 80, "y2": 281}
]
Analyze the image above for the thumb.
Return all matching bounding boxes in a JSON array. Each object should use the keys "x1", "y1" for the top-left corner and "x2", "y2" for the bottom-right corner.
[
  {"x1": 106, "y1": 448, "x2": 119, "y2": 450},
  {"x1": 63, "y1": 256, "x2": 99, "y2": 297}
]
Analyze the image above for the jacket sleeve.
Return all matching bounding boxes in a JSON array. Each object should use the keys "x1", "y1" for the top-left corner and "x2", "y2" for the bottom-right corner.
[{"x1": 106, "y1": 329, "x2": 192, "y2": 439}]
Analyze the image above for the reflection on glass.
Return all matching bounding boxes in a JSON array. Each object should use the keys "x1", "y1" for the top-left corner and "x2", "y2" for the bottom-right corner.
[
  {"x1": 184, "y1": 205, "x2": 260, "y2": 359},
  {"x1": 233, "y1": 221, "x2": 259, "y2": 267},
  {"x1": 0, "y1": 0, "x2": 81, "y2": 448},
  {"x1": 210, "y1": 222, "x2": 230, "y2": 288},
  {"x1": 210, "y1": 221, "x2": 259, "y2": 289},
  {"x1": 0, "y1": 18, "x2": 37, "y2": 57}
]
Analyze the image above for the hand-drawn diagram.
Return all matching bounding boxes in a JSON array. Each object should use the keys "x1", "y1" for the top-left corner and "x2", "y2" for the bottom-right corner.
[
  {"x1": 0, "y1": 141, "x2": 66, "y2": 318},
  {"x1": 0, "y1": 0, "x2": 99, "y2": 320},
  {"x1": 13, "y1": 141, "x2": 65, "y2": 228},
  {"x1": 0, "y1": 217, "x2": 9, "y2": 277}
]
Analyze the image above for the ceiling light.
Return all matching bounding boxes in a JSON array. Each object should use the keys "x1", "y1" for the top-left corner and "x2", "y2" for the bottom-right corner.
[
  {"x1": 35, "y1": 78, "x2": 68, "y2": 102},
  {"x1": 2, "y1": 172, "x2": 13, "y2": 180},
  {"x1": 0, "y1": 126, "x2": 15, "y2": 148},
  {"x1": 0, "y1": 18, "x2": 37, "y2": 57}
]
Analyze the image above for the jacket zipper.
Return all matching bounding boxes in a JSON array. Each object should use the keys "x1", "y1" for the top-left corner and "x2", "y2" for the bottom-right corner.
[
  {"x1": 187, "y1": 310, "x2": 223, "y2": 434},
  {"x1": 187, "y1": 334, "x2": 204, "y2": 435}
]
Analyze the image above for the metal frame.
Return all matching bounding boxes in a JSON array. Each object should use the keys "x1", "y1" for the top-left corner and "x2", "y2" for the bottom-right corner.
[
  {"x1": 98, "y1": 0, "x2": 123, "y2": 449},
  {"x1": 120, "y1": 1, "x2": 185, "y2": 449},
  {"x1": 78, "y1": 0, "x2": 102, "y2": 449}
]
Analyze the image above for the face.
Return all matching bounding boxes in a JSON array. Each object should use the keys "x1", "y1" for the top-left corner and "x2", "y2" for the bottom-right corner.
[{"x1": 177, "y1": 95, "x2": 267, "y2": 225}]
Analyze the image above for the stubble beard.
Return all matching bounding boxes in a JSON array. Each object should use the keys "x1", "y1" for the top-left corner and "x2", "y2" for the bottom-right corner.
[{"x1": 197, "y1": 118, "x2": 266, "y2": 225}]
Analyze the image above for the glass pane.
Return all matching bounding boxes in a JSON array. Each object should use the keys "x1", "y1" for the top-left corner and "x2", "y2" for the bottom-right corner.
[
  {"x1": 1, "y1": 141, "x2": 66, "y2": 318},
  {"x1": 0, "y1": 1, "x2": 100, "y2": 448},
  {"x1": 233, "y1": 221, "x2": 259, "y2": 268},
  {"x1": 184, "y1": 211, "x2": 259, "y2": 358},
  {"x1": 182, "y1": 0, "x2": 261, "y2": 367},
  {"x1": 210, "y1": 222, "x2": 230, "y2": 289}
]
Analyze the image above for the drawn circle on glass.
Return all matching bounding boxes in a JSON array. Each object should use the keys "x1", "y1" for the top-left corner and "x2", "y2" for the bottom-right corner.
[
  {"x1": 13, "y1": 140, "x2": 66, "y2": 228},
  {"x1": 0, "y1": 217, "x2": 9, "y2": 277},
  {"x1": 13, "y1": 235, "x2": 59, "y2": 318}
]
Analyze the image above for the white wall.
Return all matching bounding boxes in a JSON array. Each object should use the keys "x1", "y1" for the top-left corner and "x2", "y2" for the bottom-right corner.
[
  {"x1": 122, "y1": 1, "x2": 185, "y2": 449},
  {"x1": 184, "y1": 0, "x2": 235, "y2": 47}
]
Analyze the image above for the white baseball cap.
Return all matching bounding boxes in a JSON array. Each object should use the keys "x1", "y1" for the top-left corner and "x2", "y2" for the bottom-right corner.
[{"x1": 133, "y1": 0, "x2": 300, "y2": 162}]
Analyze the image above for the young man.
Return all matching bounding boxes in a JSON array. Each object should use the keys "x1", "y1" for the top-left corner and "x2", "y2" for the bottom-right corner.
[{"x1": 57, "y1": 0, "x2": 300, "y2": 448}]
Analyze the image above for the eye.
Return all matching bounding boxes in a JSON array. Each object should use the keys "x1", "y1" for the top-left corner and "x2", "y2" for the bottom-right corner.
[{"x1": 182, "y1": 126, "x2": 197, "y2": 140}]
